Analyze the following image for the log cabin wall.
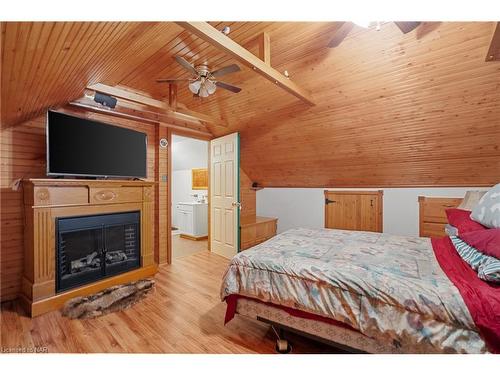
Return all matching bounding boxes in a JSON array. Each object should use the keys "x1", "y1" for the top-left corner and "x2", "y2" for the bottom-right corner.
[{"x1": 0, "y1": 109, "x2": 167, "y2": 302}]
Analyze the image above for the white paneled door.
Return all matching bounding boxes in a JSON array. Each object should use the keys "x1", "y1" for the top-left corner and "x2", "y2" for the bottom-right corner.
[{"x1": 210, "y1": 133, "x2": 240, "y2": 259}]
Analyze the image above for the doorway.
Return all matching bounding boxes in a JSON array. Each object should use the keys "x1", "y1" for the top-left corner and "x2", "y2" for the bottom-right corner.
[{"x1": 170, "y1": 134, "x2": 209, "y2": 259}]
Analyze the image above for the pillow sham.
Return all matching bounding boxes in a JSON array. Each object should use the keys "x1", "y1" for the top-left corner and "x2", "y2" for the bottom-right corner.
[
  {"x1": 478, "y1": 258, "x2": 500, "y2": 283},
  {"x1": 457, "y1": 190, "x2": 487, "y2": 211},
  {"x1": 459, "y1": 228, "x2": 500, "y2": 259},
  {"x1": 450, "y1": 236, "x2": 500, "y2": 283},
  {"x1": 470, "y1": 183, "x2": 500, "y2": 228},
  {"x1": 445, "y1": 208, "x2": 487, "y2": 234}
]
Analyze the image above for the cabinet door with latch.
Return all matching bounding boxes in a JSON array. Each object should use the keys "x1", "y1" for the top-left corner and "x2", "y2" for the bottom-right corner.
[
  {"x1": 324, "y1": 192, "x2": 359, "y2": 230},
  {"x1": 324, "y1": 191, "x2": 383, "y2": 232},
  {"x1": 359, "y1": 194, "x2": 381, "y2": 232}
]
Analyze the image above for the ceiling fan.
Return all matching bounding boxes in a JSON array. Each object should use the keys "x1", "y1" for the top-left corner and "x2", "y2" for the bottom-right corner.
[{"x1": 157, "y1": 56, "x2": 242, "y2": 97}]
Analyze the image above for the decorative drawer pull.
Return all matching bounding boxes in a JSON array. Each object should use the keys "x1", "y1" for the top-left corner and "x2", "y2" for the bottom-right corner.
[{"x1": 96, "y1": 190, "x2": 117, "y2": 201}]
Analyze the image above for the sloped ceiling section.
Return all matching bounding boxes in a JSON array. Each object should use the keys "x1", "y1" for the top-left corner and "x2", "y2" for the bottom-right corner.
[{"x1": 2, "y1": 22, "x2": 499, "y2": 187}]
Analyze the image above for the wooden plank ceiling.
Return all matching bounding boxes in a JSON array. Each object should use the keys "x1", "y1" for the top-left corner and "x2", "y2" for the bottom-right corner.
[{"x1": 2, "y1": 21, "x2": 499, "y2": 187}]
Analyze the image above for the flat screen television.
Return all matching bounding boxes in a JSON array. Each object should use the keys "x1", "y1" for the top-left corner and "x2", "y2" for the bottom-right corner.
[{"x1": 47, "y1": 111, "x2": 147, "y2": 178}]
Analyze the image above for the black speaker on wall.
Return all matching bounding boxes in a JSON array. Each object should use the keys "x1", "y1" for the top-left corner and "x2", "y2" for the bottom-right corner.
[{"x1": 94, "y1": 92, "x2": 117, "y2": 108}]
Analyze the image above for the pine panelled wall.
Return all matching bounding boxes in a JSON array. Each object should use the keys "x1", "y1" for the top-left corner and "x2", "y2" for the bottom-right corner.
[
  {"x1": 0, "y1": 109, "x2": 168, "y2": 301},
  {"x1": 236, "y1": 22, "x2": 500, "y2": 187},
  {"x1": 2, "y1": 21, "x2": 500, "y2": 300},
  {"x1": 240, "y1": 168, "x2": 256, "y2": 222},
  {"x1": 3, "y1": 22, "x2": 499, "y2": 188},
  {"x1": 1, "y1": 116, "x2": 46, "y2": 301}
]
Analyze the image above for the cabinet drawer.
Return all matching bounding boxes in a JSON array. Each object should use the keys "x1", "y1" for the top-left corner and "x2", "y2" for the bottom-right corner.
[
  {"x1": 90, "y1": 187, "x2": 143, "y2": 205},
  {"x1": 34, "y1": 186, "x2": 89, "y2": 206},
  {"x1": 421, "y1": 198, "x2": 462, "y2": 223},
  {"x1": 177, "y1": 204, "x2": 194, "y2": 213},
  {"x1": 241, "y1": 226, "x2": 256, "y2": 248},
  {"x1": 255, "y1": 221, "x2": 276, "y2": 241},
  {"x1": 240, "y1": 218, "x2": 277, "y2": 250},
  {"x1": 421, "y1": 222, "x2": 447, "y2": 238}
]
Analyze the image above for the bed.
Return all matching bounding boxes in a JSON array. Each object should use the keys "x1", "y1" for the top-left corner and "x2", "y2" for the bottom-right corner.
[{"x1": 220, "y1": 228, "x2": 500, "y2": 353}]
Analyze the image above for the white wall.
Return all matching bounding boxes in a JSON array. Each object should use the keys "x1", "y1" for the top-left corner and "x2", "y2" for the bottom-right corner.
[
  {"x1": 171, "y1": 135, "x2": 208, "y2": 227},
  {"x1": 256, "y1": 187, "x2": 490, "y2": 237},
  {"x1": 172, "y1": 136, "x2": 208, "y2": 171}
]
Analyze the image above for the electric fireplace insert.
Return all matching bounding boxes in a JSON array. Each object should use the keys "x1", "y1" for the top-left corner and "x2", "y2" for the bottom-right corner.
[{"x1": 56, "y1": 211, "x2": 141, "y2": 292}]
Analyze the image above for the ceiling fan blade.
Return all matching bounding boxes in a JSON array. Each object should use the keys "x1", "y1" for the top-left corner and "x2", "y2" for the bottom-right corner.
[
  {"x1": 156, "y1": 78, "x2": 192, "y2": 83},
  {"x1": 174, "y1": 56, "x2": 198, "y2": 75},
  {"x1": 215, "y1": 81, "x2": 242, "y2": 93},
  {"x1": 394, "y1": 22, "x2": 421, "y2": 34},
  {"x1": 211, "y1": 64, "x2": 241, "y2": 78},
  {"x1": 327, "y1": 22, "x2": 354, "y2": 48}
]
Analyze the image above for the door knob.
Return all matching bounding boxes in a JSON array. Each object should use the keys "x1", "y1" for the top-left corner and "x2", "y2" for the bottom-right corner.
[{"x1": 232, "y1": 202, "x2": 242, "y2": 210}]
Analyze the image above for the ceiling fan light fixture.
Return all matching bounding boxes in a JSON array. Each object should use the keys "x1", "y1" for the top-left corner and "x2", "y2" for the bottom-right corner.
[
  {"x1": 205, "y1": 80, "x2": 217, "y2": 95},
  {"x1": 199, "y1": 84, "x2": 210, "y2": 98},
  {"x1": 189, "y1": 80, "x2": 201, "y2": 94}
]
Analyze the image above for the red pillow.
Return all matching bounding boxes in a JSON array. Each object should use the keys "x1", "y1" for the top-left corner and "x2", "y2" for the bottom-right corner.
[
  {"x1": 445, "y1": 208, "x2": 487, "y2": 234},
  {"x1": 459, "y1": 229, "x2": 500, "y2": 259}
]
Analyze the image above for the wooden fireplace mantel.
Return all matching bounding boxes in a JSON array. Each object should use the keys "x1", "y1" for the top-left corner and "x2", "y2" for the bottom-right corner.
[{"x1": 21, "y1": 178, "x2": 158, "y2": 317}]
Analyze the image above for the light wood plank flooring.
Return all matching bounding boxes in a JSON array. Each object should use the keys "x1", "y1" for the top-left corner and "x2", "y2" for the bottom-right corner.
[
  {"x1": 172, "y1": 234, "x2": 208, "y2": 259},
  {"x1": 1, "y1": 251, "x2": 336, "y2": 353}
]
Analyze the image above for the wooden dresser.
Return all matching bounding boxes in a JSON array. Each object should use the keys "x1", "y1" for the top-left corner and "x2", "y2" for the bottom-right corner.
[
  {"x1": 240, "y1": 216, "x2": 278, "y2": 250},
  {"x1": 418, "y1": 196, "x2": 463, "y2": 238}
]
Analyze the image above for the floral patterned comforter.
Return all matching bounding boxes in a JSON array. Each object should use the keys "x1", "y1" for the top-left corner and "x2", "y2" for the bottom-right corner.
[{"x1": 220, "y1": 228, "x2": 487, "y2": 353}]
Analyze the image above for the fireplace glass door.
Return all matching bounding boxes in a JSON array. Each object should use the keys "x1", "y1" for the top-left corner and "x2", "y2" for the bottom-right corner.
[
  {"x1": 104, "y1": 223, "x2": 140, "y2": 278},
  {"x1": 56, "y1": 211, "x2": 140, "y2": 292}
]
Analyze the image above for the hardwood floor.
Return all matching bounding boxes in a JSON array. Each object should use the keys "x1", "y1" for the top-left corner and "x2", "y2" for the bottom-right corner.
[
  {"x1": 172, "y1": 234, "x2": 208, "y2": 259},
  {"x1": 1, "y1": 251, "x2": 336, "y2": 353}
]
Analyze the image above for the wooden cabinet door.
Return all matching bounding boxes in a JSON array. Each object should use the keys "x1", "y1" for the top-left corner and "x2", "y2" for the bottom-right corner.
[
  {"x1": 359, "y1": 194, "x2": 381, "y2": 232},
  {"x1": 325, "y1": 191, "x2": 383, "y2": 232},
  {"x1": 325, "y1": 193, "x2": 359, "y2": 230}
]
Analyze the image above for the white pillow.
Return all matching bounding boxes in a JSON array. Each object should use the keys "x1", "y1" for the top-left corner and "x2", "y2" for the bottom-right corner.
[
  {"x1": 457, "y1": 190, "x2": 486, "y2": 210},
  {"x1": 470, "y1": 183, "x2": 500, "y2": 228}
]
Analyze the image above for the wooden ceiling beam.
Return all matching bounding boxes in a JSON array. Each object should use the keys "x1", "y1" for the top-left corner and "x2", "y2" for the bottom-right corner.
[
  {"x1": 485, "y1": 22, "x2": 500, "y2": 61},
  {"x1": 169, "y1": 84, "x2": 178, "y2": 109},
  {"x1": 68, "y1": 96, "x2": 213, "y2": 138},
  {"x1": 88, "y1": 83, "x2": 168, "y2": 109},
  {"x1": 176, "y1": 22, "x2": 315, "y2": 106},
  {"x1": 87, "y1": 83, "x2": 227, "y2": 127},
  {"x1": 394, "y1": 22, "x2": 422, "y2": 34},
  {"x1": 259, "y1": 32, "x2": 271, "y2": 65},
  {"x1": 246, "y1": 32, "x2": 271, "y2": 65},
  {"x1": 327, "y1": 22, "x2": 354, "y2": 48}
]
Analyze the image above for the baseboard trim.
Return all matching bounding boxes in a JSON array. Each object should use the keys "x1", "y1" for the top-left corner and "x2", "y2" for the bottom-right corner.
[{"x1": 180, "y1": 234, "x2": 208, "y2": 241}]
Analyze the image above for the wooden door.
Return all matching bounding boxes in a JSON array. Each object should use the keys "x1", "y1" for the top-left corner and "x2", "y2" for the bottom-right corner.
[
  {"x1": 210, "y1": 133, "x2": 240, "y2": 258},
  {"x1": 359, "y1": 194, "x2": 382, "y2": 232},
  {"x1": 325, "y1": 191, "x2": 383, "y2": 232},
  {"x1": 325, "y1": 193, "x2": 359, "y2": 230}
]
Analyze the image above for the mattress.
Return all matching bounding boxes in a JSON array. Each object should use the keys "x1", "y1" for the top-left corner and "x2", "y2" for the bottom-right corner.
[{"x1": 221, "y1": 228, "x2": 487, "y2": 353}]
